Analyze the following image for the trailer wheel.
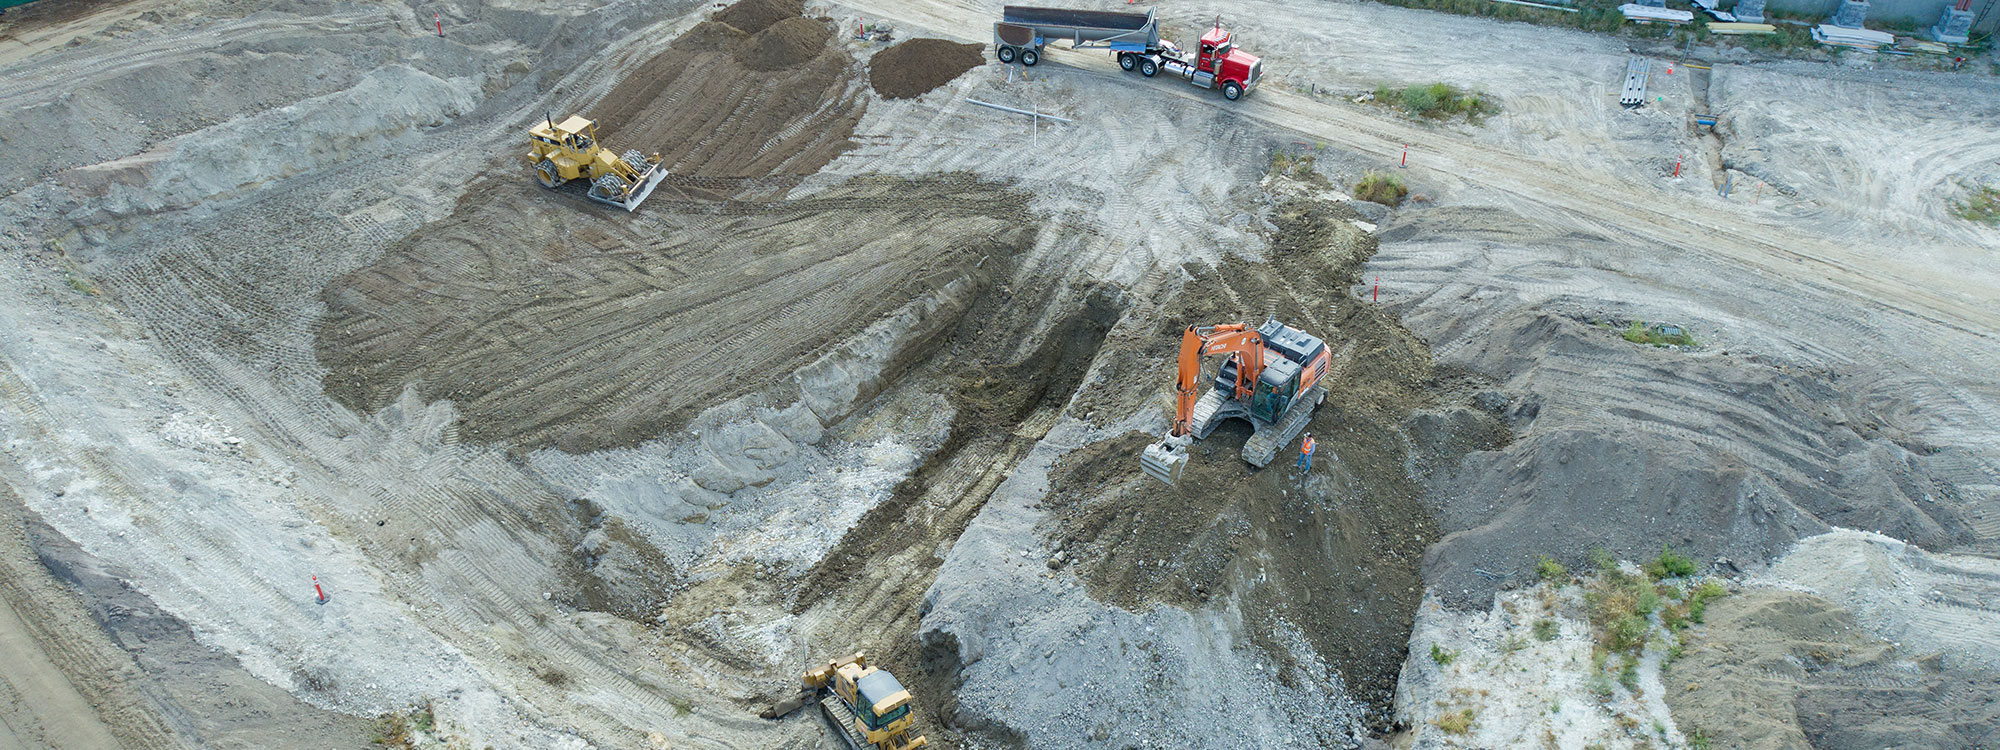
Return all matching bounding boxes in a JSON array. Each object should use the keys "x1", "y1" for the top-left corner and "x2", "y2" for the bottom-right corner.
[
  {"x1": 997, "y1": 45, "x2": 1016, "y2": 63},
  {"x1": 1119, "y1": 52, "x2": 1136, "y2": 71},
  {"x1": 1021, "y1": 49, "x2": 1039, "y2": 66},
  {"x1": 1139, "y1": 58, "x2": 1158, "y2": 77},
  {"x1": 1223, "y1": 81, "x2": 1243, "y2": 100}
]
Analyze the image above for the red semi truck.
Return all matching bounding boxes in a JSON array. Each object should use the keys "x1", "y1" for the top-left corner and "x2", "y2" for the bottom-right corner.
[{"x1": 992, "y1": 6, "x2": 1264, "y2": 101}]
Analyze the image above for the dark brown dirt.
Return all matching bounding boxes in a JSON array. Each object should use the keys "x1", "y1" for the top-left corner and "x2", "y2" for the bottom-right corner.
[
  {"x1": 868, "y1": 39, "x2": 986, "y2": 100},
  {"x1": 0, "y1": 0, "x2": 133, "y2": 34},
  {"x1": 711, "y1": 0, "x2": 802, "y2": 35},
  {"x1": 589, "y1": 1, "x2": 859, "y2": 182},
  {"x1": 1038, "y1": 189, "x2": 1477, "y2": 727},
  {"x1": 735, "y1": 16, "x2": 832, "y2": 71},
  {"x1": 314, "y1": 175, "x2": 1034, "y2": 453}
]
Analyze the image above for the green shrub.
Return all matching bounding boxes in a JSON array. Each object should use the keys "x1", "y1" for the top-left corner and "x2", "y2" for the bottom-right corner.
[
  {"x1": 1534, "y1": 618, "x2": 1560, "y2": 641},
  {"x1": 1589, "y1": 548, "x2": 1618, "y2": 573},
  {"x1": 1646, "y1": 545, "x2": 1698, "y2": 579},
  {"x1": 1430, "y1": 643, "x2": 1458, "y2": 666},
  {"x1": 1610, "y1": 614, "x2": 1649, "y2": 652},
  {"x1": 1354, "y1": 172, "x2": 1409, "y2": 206},
  {"x1": 1618, "y1": 658, "x2": 1641, "y2": 691},
  {"x1": 1688, "y1": 727, "x2": 1713, "y2": 750},
  {"x1": 1621, "y1": 321, "x2": 1697, "y2": 348},
  {"x1": 1953, "y1": 185, "x2": 2000, "y2": 225},
  {"x1": 1536, "y1": 554, "x2": 1568, "y2": 582},
  {"x1": 1635, "y1": 588, "x2": 1661, "y2": 616}
]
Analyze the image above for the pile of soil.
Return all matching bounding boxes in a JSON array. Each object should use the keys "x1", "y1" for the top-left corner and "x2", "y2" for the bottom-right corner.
[
  {"x1": 589, "y1": 0, "x2": 862, "y2": 180},
  {"x1": 868, "y1": 39, "x2": 986, "y2": 99},
  {"x1": 735, "y1": 16, "x2": 832, "y2": 71},
  {"x1": 710, "y1": 0, "x2": 802, "y2": 34}
]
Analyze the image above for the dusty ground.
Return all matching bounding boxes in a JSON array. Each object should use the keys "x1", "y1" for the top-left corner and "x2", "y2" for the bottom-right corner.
[{"x1": 0, "y1": 0, "x2": 1996, "y2": 748}]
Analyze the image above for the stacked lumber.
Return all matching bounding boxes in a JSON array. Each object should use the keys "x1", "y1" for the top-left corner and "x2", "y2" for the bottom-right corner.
[
  {"x1": 1709, "y1": 21, "x2": 1778, "y2": 34},
  {"x1": 1619, "y1": 4, "x2": 1695, "y2": 22},
  {"x1": 1812, "y1": 23, "x2": 1895, "y2": 50}
]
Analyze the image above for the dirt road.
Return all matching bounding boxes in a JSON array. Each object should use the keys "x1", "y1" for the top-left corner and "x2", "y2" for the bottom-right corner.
[{"x1": 836, "y1": 0, "x2": 2000, "y2": 340}]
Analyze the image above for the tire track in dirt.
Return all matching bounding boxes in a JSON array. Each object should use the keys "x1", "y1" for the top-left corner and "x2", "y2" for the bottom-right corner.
[{"x1": 316, "y1": 176, "x2": 1034, "y2": 453}]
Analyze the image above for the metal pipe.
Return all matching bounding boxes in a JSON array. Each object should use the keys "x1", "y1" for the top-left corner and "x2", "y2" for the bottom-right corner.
[{"x1": 963, "y1": 98, "x2": 1074, "y2": 123}]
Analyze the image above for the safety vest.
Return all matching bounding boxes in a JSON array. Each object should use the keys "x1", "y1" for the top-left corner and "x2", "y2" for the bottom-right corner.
[{"x1": 1301, "y1": 436, "x2": 1315, "y2": 454}]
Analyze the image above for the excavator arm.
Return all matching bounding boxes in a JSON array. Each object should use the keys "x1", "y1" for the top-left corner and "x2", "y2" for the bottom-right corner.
[
  {"x1": 1168, "y1": 324, "x2": 1264, "y2": 437},
  {"x1": 1147, "y1": 323, "x2": 1266, "y2": 484}
]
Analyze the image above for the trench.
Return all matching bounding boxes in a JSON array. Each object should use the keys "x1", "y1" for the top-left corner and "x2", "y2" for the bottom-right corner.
[{"x1": 788, "y1": 286, "x2": 1124, "y2": 747}]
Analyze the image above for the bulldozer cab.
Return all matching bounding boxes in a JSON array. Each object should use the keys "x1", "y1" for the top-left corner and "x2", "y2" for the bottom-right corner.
[
  {"x1": 852, "y1": 670, "x2": 913, "y2": 729},
  {"x1": 533, "y1": 115, "x2": 599, "y2": 156}
]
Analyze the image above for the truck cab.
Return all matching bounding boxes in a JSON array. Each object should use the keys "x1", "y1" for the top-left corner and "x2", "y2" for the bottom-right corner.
[{"x1": 1194, "y1": 26, "x2": 1261, "y2": 100}]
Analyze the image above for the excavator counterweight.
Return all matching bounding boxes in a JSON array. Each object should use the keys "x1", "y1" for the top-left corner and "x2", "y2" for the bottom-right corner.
[{"x1": 1141, "y1": 318, "x2": 1332, "y2": 484}]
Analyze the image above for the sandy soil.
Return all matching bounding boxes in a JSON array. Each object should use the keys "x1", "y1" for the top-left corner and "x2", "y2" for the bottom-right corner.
[{"x1": 0, "y1": 0, "x2": 1996, "y2": 747}]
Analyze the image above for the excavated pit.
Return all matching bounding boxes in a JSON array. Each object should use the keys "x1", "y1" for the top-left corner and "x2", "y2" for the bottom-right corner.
[{"x1": 1036, "y1": 193, "x2": 1501, "y2": 727}]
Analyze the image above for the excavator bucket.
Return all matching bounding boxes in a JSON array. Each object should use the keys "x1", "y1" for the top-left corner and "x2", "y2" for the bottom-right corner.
[{"x1": 1139, "y1": 439, "x2": 1188, "y2": 485}]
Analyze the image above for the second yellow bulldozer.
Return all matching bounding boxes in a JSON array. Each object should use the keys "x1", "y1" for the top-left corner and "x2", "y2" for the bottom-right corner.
[
  {"x1": 764, "y1": 652, "x2": 927, "y2": 750},
  {"x1": 524, "y1": 114, "x2": 667, "y2": 211}
]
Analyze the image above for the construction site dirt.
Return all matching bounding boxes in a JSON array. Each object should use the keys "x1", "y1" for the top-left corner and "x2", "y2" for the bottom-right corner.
[{"x1": 4, "y1": 0, "x2": 1999, "y2": 748}]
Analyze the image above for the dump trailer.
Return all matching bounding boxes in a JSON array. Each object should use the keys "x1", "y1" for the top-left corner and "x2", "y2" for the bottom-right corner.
[
  {"x1": 524, "y1": 114, "x2": 669, "y2": 211},
  {"x1": 993, "y1": 6, "x2": 1264, "y2": 100},
  {"x1": 1140, "y1": 318, "x2": 1330, "y2": 484},
  {"x1": 764, "y1": 653, "x2": 929, "y2": 750}
]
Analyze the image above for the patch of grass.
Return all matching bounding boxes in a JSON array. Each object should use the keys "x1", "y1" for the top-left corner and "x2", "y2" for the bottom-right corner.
[
  {"x1": 1588, "y1": 670, "x2": 1617, "y2": 700},
  {"x1": 1436, "y1": 707, "x2": 1476, "y2": 734},
  {"x1": 1621, "y1": 321, "x2": 1697, "y2": 347},
  {"x1": 1688, "y1": 727, "x2": 1713, "y2": 750},
  {"x1": 1534, "y1": 618, "x2": 1560, "y2": 641},
  {"x1": 1645, "y1": 545, "x2": 1697, "y2": 580},
  {"x1": 1952, "y1": 184, "x2": 2000, "y2": 224},
  {"x1": 62, "y1": 270, "x2": 98, "y2": 296},
  {"x1": 1536, "y1": 554, "x2": 1567, "y2": 583},
  {"x1": 1661, "y1": 602, "x2": 1689, "y2": 631},
  {"x1": 1688, "y1": 579, "x2": 1728, "y2": 624},
  {"x1": 1354, "y1": 172, "x2": 1409, "y2": 206},
  {"x1": 370, "y1": 700, "x2": 435, "y2": 749},
  {"x1": 1371, "y1": 81, "x2": 1497, "y2": 121},
  {"x1": 1618, "y1": 657, "x2": 1641, "y2": 691},
  {"x1": 1589, "y1": 547, "x2": 1618, "y2": 573},
  {"x1": 1269, "y1": 150, "x2": 1325, "y2": 183},
  {"x1": 1431, "y1": 643, "x2": 1458, "y2": 666}
]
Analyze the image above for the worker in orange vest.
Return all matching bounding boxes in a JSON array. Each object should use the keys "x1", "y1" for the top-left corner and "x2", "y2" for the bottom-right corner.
[{"x1": 1297, "y1": 433, "x2": 1315, "y2": 472}]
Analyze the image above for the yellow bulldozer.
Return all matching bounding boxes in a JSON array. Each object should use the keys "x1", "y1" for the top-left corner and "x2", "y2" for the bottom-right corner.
[
  {"x1": 524, "y1": 114, "x2": 668, "y2": 211},
  {"x1": 763, "y1": 652, "x2": 928, "y2": 750}
]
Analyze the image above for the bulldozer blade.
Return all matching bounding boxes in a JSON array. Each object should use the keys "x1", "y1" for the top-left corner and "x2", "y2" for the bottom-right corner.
[
  {"x1": 760, "y1": 688, "x2": 816, "y2": 720},
  {"x1": 1139, "y1": 442, "x2": 1187, "y2": 485},
  {"x1": 619, "y1": 166, "x2": 670, "y2": 212}
]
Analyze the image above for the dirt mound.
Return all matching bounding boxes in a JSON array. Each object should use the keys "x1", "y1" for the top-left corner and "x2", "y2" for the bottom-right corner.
[
  {"x1": 735, "y1": 16, "x2": 832, "y2": 71},
  {"x1": 710, "y1": 0, "x2": 803, "y2": 35},
  {"x1": 869, "y1": 39, "x2": 986, "y2": 99},
  {"x1": 591, "y1": 10, "x2": 859, "y2": 180}
]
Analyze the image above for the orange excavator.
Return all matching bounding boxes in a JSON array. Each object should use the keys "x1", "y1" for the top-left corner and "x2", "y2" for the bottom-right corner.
[{"x1": 1140, "y1": 318, "x2": 1331, "y2": 484}]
